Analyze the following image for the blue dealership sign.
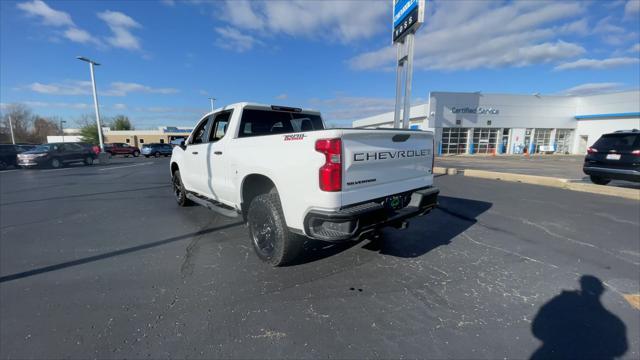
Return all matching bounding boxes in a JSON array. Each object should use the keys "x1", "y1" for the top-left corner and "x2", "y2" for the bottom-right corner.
[{"x1": 392, "y1": 0, "x2": 425, "y2": 43}]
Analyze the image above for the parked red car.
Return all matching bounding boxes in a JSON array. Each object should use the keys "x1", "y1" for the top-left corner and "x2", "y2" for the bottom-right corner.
[{"x1": 104, "y1": 143, "x2": 140, "y2": 157}]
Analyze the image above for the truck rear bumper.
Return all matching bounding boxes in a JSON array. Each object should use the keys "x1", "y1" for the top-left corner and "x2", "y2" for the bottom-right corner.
[{"x1": 303, "y1": 187, "x2": 439, "y2": 242}]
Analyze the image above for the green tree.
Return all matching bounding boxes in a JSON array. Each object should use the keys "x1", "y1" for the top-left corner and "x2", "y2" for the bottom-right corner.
[
  {"x1": 111, "y1": 115, "x2": 133, "y2": 130},
  {"x1": 79, "y1": 123, "x2": 99, "y2": 145}
]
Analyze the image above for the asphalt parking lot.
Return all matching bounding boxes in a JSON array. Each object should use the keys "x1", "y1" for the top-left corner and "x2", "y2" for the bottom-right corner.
[{"x1": 1, "y1": 158, "x2": 639, "y2": 359}]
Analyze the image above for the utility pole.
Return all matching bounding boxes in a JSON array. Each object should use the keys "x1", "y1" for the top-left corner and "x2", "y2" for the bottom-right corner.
[
  {"x1": 8, "y1": 114, "x2": 16, "y2": 145},
  {"x1": 208, "y1": 97, "x2": 216, "y2": 113},
  {"x1": 60, "y1": 120, "x2": 66, "y2": 142},
  {"x1": 77, "y1": 56, "x2": 105, "y2": 152}
]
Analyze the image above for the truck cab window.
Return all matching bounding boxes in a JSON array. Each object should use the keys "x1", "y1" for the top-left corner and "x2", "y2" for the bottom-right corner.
[
  {"x1": 209, "y1": 111, "x2": 232, "y2": 142},
  {"x1": 191, "y1": 117, "x2": 211, "y2": 144}
]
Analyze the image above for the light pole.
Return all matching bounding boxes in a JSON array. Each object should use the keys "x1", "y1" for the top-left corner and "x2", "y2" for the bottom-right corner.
[
  {"x1": 60, "y1": 120, "x2": 66, "y2": 142},
  {"x1": 208, "y1": 97, "x2": 216, "y2": 113},
  {"x1": 77, "y1": 56, "x2": 105, "y2": 152},
  {"x1": 8, "y1": 115, "x2": 15, "y2": 145}
]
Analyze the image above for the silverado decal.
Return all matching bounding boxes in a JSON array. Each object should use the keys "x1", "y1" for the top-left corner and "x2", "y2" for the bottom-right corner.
[
  {"x1": 347, "y1": 178, "x2": 377, "y2": 186},
  {"x1": 353, "y1": 148, "x2": 431, "y2": 162},
  {"x1": 284, "y1": 134, "x2": 306, "y2": 141}
]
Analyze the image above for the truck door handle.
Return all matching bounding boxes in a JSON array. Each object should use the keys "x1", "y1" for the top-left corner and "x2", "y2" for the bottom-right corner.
[
  {"x1": 214, "y1": 151, "x2": 223, "y2": 155},
  {"x1": 191, "y1": 151, "x2": 198, "y2": 155}
]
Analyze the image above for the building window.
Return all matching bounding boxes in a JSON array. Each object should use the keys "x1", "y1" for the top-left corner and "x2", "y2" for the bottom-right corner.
[
  {"x1": 554, "y1": 129, "x2": 573, "y2": 154},
  {"x1": 455, "y1": 119, "x2": 461, "y2": 125},
  {"x1": 139, "y1": 139, "x2": 144, "y2": 144},
  {"x1": 125, "y1": 138, "x2": 130, "y2": 143},
  {"x1": 441, "y1": 128, "x2": 469, "y2": 155},
  {"x1": 472, "y1": 128, "x2": 500, "y2": 154},
  {"x1": 533, "y1": 128, "x2": 552, "y2": 153},
  {"x1": 160, "y1": 139, "x2": 165, "y2": 144},
  {"x1": 486, "y1": 120, "x2": 492, "y2": 126}
]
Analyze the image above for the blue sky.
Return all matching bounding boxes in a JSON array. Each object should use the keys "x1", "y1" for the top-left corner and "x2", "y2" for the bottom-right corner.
[{"x1": 1, "y1": 0, "x2": 639, "y2": 128}]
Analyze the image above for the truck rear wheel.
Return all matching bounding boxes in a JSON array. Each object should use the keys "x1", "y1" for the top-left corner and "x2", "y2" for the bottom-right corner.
[{"x1": 247, "y1": 192, "x2": 302, "y2": 266}]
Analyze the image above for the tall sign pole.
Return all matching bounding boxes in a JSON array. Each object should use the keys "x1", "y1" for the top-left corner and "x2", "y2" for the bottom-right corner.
[
  {"x1": 77, "y1": 56, "x2": 105, "y2": 152},
  {"x1": 392, "y1": 0, "x2": 425, "y2": 129},
  {"x1": 8, "y1": 115, "x2": 16, "y2": 145}
]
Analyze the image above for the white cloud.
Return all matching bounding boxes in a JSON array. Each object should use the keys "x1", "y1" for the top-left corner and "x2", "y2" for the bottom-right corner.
[
  {"x1": 630, "y1": 43, "x2": 640, "y2": 52},
  {"x1": 350, "y1": 1, "x2": 587, "y2": 71},
  {"x1": 27, "y1": 80, "x2": 92, "y2": 95},
  {"x1": 310, "y1": 96, "x2": 396, "y2": 121},
  {"x1": 17, "y1": 0, "x2": 99, "y2": 46},
  {"x1": 561, "y1": 82, "x2": 624, "y2": 96},
  {"x1": 554, "y1": 57, "x2": 640, "y2": 70},
  {"x1": 104, "y1": 82, "x2": 179, "y2": 96},
  {"x1": 215, "y1": 27, "x2": 263, "y2": 52},
  {"x1": 220, "y1": 0, "x2": 387, "y2": 43},
  {"x1": 275, "y1": 93, "x2": 288, "y2": 100},
  {"x1": 161, "y1": 0, "x2": 175, "y2": 6},
  {"x1": 63, "y1": 27, "x2": 100, "y2": 45},
  {"x1": 25, "y1": 80, "x2": 179, "y2": 96},
  {"x1": 625, "y1": 0, "x2": 640, "y2": 19},
  {"x1": 17, "y1": 0, "x2": 73, "y2": 27},
  {"x1": 97, "y1": 10, "x2": 142, "y2": 50},
  {"x1": 23, "y1": 101, "x2": 92, "y2": 110},
  {"x1": 113, "y1": 103, "x2": 127, "y2": 110}
]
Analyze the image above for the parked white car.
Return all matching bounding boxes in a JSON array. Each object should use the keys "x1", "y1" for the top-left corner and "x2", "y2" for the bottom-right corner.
[{"x1": 170, "y1": 103, "x2": 439, "y2": 265}]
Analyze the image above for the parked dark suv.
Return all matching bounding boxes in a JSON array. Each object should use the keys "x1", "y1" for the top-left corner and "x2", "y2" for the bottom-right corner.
[
  {"x1": 0, "y1": 144, "x2": 36, "y2": 170},
  {"x1": 583, "y1": 130, "x2": 640, "y2": 185},
  {"x1": 17, "y1": 142, "x2": 96, "y2": 168},
  {"x1": 141, "y1": 143, "x2": 173, "y2": 157},
  {"x1": 104, "y1": 143, "x2": 140, "y2": 157}
]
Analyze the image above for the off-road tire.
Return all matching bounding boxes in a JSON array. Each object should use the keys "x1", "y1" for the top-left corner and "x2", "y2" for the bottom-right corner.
[
  {"x1": 247, "y1": 192, "x2": 303, "y2": 266},
  {"x1": 172, "y1": 170, "x2": 192, "y2": 206},
  {"x1": 590, "y1": 175, "x2": 610, "y2": 185}
]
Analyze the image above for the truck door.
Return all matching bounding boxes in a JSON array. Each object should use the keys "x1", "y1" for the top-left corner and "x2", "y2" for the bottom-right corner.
[
  {"x1": 183, "y1": 116, "x2": 212, "y2": 195},
  {"x1": 204, "y1": 111, "x2": 232, "y2": 202}
]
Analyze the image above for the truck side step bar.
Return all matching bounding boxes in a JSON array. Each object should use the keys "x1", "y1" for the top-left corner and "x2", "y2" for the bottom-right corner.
[{"x1": 186, "y1": 193, "x2": 239, "y2": 218}]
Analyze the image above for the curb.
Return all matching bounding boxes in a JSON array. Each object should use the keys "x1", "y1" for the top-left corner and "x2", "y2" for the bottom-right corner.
[{"x1": 445, "y1": 168, "x2": 639, "y2": 201}]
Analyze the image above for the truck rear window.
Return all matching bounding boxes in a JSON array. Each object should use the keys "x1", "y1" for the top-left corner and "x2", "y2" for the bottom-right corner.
[{"x1": 238, "y1": 109, "x2": 324, "y2": 138}]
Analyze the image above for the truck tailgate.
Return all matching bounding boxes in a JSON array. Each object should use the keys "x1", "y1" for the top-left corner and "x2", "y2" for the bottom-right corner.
[{"x1": 341, "y1": 129, "x2": 434, "y2": 204}]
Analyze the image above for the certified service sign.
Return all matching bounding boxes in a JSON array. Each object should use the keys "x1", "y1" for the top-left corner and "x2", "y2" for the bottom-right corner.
[{"x1": 392, "y1": 0, "x2": 425, "y2": 43}]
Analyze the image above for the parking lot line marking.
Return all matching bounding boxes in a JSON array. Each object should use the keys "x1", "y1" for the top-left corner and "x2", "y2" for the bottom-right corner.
[
  {"x1": 461, "y1": 232, "x2": 559, "y2": 269},
  {"x1": 0, "y1": 170, "x2": 19, "y2": 174},
  {"x1": 623, "y1": 294, "x2": 640, "y2": 310},
  {"x1": 40, "y1": 167, "x2": 75, "y2": 172},
  {"x1": 99, "y1": 163, "x2": 153, "y2": 171}
]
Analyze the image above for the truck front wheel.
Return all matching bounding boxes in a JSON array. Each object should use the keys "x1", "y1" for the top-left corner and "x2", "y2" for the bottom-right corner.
[
  {"x1": 172, "y1": 170, "x2": 192, "y2": 206},
  {"x1": 247, "y1": 193, "x2": 302, "y2": 266}
]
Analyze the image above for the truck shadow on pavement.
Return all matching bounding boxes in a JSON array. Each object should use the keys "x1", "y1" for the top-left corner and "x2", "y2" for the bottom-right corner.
[
  {"x1": 530, "y1": 275, "x2": 628, "y2": 360},
  {"x1": 290, "y1": 196, "x2": 492, "y2": 264}
]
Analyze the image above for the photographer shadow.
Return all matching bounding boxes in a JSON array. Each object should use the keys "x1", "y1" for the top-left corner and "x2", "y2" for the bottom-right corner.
[{"x1": 530, "y1": 275, "x2": 628, "y2": 360}]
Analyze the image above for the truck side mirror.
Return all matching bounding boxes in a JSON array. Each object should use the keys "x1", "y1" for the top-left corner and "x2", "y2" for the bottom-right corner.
[{"x1": 180, "y1": 139, "x2": 186, "y2": 150}]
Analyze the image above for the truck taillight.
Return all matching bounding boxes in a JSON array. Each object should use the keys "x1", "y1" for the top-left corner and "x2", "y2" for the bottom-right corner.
[
  {"x1": 587, "y1": 147, "x2": 598, "y2": 154},
  {"x1": 315, "y1": 138, "x2": 342, "y2": 192},
  {"x1": 632, "y1": 149, "x2": 640, "y2": 156}
]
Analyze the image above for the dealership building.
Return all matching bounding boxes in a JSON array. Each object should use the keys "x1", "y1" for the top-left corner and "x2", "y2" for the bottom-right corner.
[
  {"x1": 353, "y1": 90, "x2": 640, "y2": 155},
  {"x1": 47, "y1": 126, "x2": 193, "y2": 146}
]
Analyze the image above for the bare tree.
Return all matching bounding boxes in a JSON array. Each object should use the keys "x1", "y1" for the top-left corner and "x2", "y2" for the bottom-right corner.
[{"x1": 0, "y1": 104, "x2": 33, "y2": 143}]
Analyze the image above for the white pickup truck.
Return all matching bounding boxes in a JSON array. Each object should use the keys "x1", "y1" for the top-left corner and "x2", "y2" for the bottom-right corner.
[{"x1": 170, "y1": 103, "x2": 439, "y2": 266}]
